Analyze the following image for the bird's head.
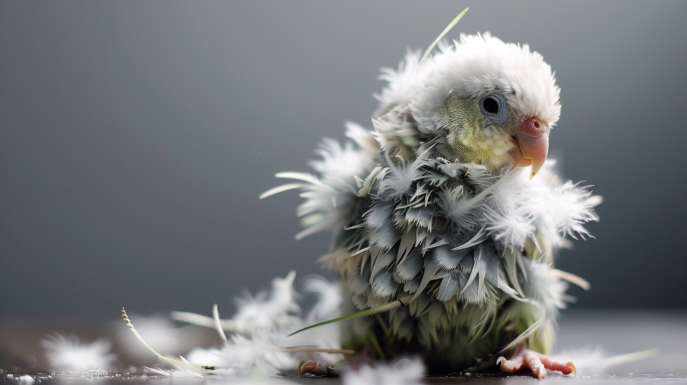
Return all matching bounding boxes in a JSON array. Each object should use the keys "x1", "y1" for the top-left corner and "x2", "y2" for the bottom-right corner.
[{"x1": 377, "y1": 33, "x2": 560, "y2": 178}]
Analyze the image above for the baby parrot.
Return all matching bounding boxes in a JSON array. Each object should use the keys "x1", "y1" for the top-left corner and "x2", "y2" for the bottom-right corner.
[{"x1": 263, "y1": 23, "x2": 600, "y2": 379}]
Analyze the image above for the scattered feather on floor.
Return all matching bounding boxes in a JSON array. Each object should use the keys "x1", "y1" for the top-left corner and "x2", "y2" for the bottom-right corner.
[
  {"x1": 146, "y1": 366, "x2": 301, "y2": 385},
  {"x1": 16, "y1": 375, "x2": 36, "y2": 384},
  {"x1": 36, "y1": 273, "x2": 656, "y2": 383},
  {"x1": 170, "y1": 271, "x2": 345, "y2": 377},
  {"x1": 188, "y1": 334, "x2": 286, "y2": 377},
  {"x1": 343, "y1": 359, "x2": 426, "y2": 385},
  {"x1": 230, "y1": 271, "x2": 302, "y2": 333},
  {"x1": 34, "y1": 272, "x2": 342, "y2": 382},
  {"x1": 171, "y1": 271, "x2": 302, "y2": 335},
  {"x1": 41, "y1": 333, "x2": 116, "y2": 373},
  {"x1": 113, "y1": 313, "x2": 212, "y2": 363},
  {"x1": 552, "y1": 347, "x2": 660, "y2": 376}
]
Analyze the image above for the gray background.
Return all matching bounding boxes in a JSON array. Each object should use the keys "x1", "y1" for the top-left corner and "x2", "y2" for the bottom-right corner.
[{"x1": 1, "y1": 1, "x2": 686, "y2": 321}]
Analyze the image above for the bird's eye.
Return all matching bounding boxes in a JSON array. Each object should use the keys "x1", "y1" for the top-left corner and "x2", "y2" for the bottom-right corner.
[
  {"x1": 479, "y1": 94, "x2": 506, "y2": 124},
  {"x1": 482, "y1": 97, "x2": 499, "y2": 114}
]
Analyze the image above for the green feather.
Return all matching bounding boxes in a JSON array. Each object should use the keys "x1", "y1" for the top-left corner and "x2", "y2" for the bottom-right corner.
[
  {"x1": 420, "y1": 8, "x2": 469, "y2": 66},
  {"x1": 288, "y1": 300, "x2": 403, "y2": 337}
]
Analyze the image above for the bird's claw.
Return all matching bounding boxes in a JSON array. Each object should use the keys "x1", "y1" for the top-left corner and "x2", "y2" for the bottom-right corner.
[
  {"x1": 298, "y1": 360, "x2": 340, "y2": 377},
  {"x1": 497, "y1": 349, "x2": 576, "y2": 379}
]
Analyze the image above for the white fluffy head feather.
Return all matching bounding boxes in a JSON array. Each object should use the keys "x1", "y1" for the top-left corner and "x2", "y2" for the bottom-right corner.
[{"x1": 377, "y1": 33, "x2": 561, "y2": 134}]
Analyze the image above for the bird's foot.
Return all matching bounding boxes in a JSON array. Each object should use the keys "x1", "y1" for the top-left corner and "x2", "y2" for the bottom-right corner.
[
  {"x1": 497, "y1": 349, "x2": 576, "y2": 379},
  {"x1": 298, "y1": 360, "x2": 340, "y2": 377},
  {"x1": 299, "y1": 356, "x2": 413, "y2": 377}
]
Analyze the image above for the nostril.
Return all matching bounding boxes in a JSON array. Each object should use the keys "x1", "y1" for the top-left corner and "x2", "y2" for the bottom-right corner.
[{"x1": 519, "y1": 117, "x2": 549, "y2": 136}]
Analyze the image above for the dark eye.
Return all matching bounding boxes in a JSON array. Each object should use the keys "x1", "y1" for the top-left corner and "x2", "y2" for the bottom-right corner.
[
  {"x1": 479, "y1": 94, "x2": 506, "y2": 124},
  {"x1": 482, "y1": 97, "x2": 500, "y2": 114}
]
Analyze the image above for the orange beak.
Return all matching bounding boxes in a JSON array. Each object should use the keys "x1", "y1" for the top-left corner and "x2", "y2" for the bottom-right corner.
[{"x1": 510, "y1": 117, "x2": 550, "y2": 179}]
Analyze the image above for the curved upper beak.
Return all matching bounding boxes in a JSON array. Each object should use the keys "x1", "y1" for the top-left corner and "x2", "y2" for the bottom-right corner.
[{"x1": 511, "y1": 117, "x2": 550, "y2": 179}]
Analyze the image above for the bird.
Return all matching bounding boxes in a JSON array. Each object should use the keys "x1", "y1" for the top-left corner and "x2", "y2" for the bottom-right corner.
[{"x1": 262, "y1": 14, "x2": 601, "y2": 379}]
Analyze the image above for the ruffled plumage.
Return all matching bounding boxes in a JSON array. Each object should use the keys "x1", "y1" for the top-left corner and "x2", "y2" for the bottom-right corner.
[{"x1": 266, "y1": 32, "x2": 600, "y2": 373}]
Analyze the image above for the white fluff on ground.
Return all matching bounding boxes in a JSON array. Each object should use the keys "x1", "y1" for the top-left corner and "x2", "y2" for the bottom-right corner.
[
  {"x1": 343, "y1": 359, "x2": 426, "y2": 385},
  {"x1": 41, "y1": 333, "x2": 117, "y2": 372}
]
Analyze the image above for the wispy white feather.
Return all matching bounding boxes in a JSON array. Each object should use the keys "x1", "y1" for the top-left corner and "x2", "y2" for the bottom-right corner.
[
  {"x1": 551, "y1": 347, "x2": 659, "y2": 376},
  {"x1": 173, "y1": 272, "x2": 346, "y2": 377},
  {"x1": 343, "y1": 359, "x2": 426, "y2": 385},
  {"x1": 41, "y1": 333, "x2": 117, "y2": 373},
  {"x1": 232, "y1": 271, "x2": 301, "y2": 332},
  {"x1": 115, "y1": 314, "x2": 200, "y2": 361}
]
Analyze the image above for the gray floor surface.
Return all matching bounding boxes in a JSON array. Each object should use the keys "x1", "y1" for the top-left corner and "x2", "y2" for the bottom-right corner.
[{"x1": 1, "y1": 310, "x2": 685, "y2": 384}]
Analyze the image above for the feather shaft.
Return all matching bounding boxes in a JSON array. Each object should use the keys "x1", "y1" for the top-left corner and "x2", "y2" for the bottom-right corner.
[
  {"x1": 275, "y1": 172, "x2": 324, "y2": 186},
  {"x1": 552, "y1": 269, "x2": 591, "y2": 291},
  {"x1": 287, "y1": 300, "x2": 403, "y2": 337},
  {"x1": 212, "y1": 304, "x2": 228, "y2": 343},
  {"x1": 259, "y1": 183, "x2": 305, "y2": 199},
  {"x1": 419, "y1": 8, "x2": 469, "y2": 67},
  {"x1": 121, "y1": 307, "x2": 205, "y2": 371}
]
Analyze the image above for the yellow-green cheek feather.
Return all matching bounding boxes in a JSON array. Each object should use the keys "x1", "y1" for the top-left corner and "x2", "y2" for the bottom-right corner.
[{"x1": 436, "y1": 94, "x2": 511, "y2": 166}]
